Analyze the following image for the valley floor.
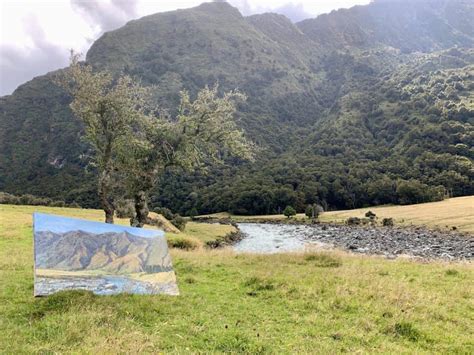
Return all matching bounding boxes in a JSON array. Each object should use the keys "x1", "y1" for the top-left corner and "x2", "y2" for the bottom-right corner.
[
  {"x1": 200, "y1": 196, "x2": 474, "y2": 234},
  {"x1": 0, "y1": 204, "x2": 473, "y2": 353}
]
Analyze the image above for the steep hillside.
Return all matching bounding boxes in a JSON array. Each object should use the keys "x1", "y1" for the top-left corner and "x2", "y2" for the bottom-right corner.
[
  {"x1": 0, "y1": 1, "x2": 473, "y2": 214},
  {"x1": 298, "y1": 0, "x2": 474, "y2": 52}
]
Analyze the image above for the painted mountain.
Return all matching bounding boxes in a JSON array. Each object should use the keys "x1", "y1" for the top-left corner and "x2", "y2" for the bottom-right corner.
[
  {"x1": 35, "y1": 230, "x2": 172, "y2": 273},
  {"x1": 33, "y1": 213, "x2": 178, "y2": 296},
  {"x1": 1, "y1": 0, "x2": 473, "y2": 214}
]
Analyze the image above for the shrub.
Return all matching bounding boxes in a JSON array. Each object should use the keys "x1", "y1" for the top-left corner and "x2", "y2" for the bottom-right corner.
[
  {"x1": 0, "y1": 191, "x2": 72, "y2": 208},
  {"x1": 168, "y1": 237, "x2": 199, "y2": 250},
  {"x1": 382, "y1": 218, "x2": 394, "y2": 227},
  {"x1": 365, "y1": 210, "x2": 376, "y2": 219},
  {"x1": 171, "y1": 215, "x2": 187, "y2": 231},
  {"x1": 0, "y1": 192, "x2": 20, "y2": 205},
  {"x1": 155, "y1": 207, "x2": 174, "y2": 221},
  {"x1": 50, "y1": 200, "x2": 66, "y2": 207},
  {"x1": 347, "y1": 217, "x2": 361, "y2": 225},
  {"x1": 154, "y1": 207, "x2": 187, "y2": 231},
  {"x1": 283, "y1": 206, "x2": 296, "y2": 218}
]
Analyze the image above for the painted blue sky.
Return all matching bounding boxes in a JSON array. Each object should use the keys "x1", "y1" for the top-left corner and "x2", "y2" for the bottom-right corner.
[{"x1": 33, "y1": 213, "x2": 164, "y2": 239}]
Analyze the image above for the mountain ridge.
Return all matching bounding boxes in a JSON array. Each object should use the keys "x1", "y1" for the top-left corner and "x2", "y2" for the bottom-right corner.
[
  {"x1": 35, "y1": 230, "x2": 170, "y2": 273},
  {"x1": 1, "y1": 1, "x2": 473, "y2": 214}
]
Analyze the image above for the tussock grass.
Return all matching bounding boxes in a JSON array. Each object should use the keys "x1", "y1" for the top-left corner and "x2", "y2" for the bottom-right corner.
[
  {"x1": 0, "y1": 204, "x2": 473, "y2": 353},
  {"x1": 320, "y1": 196, "x2": 474, "y2": 233},
  {"x1": 200, "y1": 196, "x2": 474, "y2": 233},
  {"x1": 167, "y1": 236, "x2": 200, "y2": 250}
]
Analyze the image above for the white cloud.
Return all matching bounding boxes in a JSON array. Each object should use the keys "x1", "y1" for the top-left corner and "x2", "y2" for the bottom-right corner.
[{"x1": 0, "y1": 0, "x2": 370, "y2": 96}]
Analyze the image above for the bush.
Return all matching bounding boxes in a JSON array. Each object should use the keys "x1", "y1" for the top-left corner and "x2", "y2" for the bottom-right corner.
[
  {"x1": 0, "y1": 192, "x2": 20, "y2": 205},
  {"x1": 168, "y1": 237, "x2": 199, "y2": 250},
  {"x1": 283, "y1": 205, "x2": 296, "y2": 218},
  {"x1": 365, "y1": 210, "x2": 376, "y2": 219},
  {"x1": 382, "y1": 218, "x2": 394, "y2": 227},
  {"x1": 155, "y1": 207, "x2": 174, "y2": 221},
  {"x1": 347, "y1": 217, "x2": 361, "y2": 225},
  {"x1": 154, "y1": 207, "x2": 187, "y2": 231},
  {"x1": 171, "y1": 215, "x2": 187, "y2": 231},
  {"x1": 0, "y1": 191, "x2": 72, "y2": 208}
]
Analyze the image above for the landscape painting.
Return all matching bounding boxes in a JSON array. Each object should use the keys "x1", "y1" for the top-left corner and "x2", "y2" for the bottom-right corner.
[{"x1": 33, "y1": 213, "x2": 178, "y2": 296}]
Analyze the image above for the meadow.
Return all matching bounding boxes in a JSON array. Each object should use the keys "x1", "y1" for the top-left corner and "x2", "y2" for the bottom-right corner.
[
  {"x1": 202, "y1": 196, "x2": 474, "y2": 234},
  {"x1": 0, "y1": 204, "x2": 473, "y2": 353}
]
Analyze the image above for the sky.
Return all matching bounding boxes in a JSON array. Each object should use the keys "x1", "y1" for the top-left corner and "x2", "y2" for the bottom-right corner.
[
  {"x1": 34, "y1": 212, "x2": 165, "y2": 238},
  {"x1": 0, "y1": 0, "x2": 370, "y2": 96}
]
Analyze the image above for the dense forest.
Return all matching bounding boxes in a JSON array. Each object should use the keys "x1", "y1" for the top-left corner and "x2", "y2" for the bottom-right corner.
[{"x1": 1, "y1": 0, "x2": 473, "y2": 215}]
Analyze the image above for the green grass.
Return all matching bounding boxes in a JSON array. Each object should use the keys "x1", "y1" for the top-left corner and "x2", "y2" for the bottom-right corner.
[{"x1": 1, "y1": 204, "x2": 473, "y2": 353}]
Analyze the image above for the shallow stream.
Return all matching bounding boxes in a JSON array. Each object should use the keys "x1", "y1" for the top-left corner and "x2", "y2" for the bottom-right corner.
[{"x1": 234, "y1": 223, "x2": 327, "y2": 253}]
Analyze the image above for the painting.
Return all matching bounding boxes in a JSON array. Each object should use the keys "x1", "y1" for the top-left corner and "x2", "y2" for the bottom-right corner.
[{"x1": 33, "y1": 213, "x2": 179, "y2": 296}]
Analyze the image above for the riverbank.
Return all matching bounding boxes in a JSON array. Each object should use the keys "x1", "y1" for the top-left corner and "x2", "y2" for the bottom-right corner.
[
  {"x1": 194, "y1": 196, "x2": 474, "y2": 234},
  {"x1": 234, "y1": 223, "x2": 473, "y2": 261}
]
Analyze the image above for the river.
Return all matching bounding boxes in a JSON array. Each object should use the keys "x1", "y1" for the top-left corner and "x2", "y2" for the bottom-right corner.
[{"x1": 233, "y1": 223, "x2": 473, "y2": 260}]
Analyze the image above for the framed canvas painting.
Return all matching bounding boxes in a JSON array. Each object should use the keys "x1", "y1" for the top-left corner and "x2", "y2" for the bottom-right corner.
[{"x1": 33, "y1": 213, "x2": 179, "y2": 296}]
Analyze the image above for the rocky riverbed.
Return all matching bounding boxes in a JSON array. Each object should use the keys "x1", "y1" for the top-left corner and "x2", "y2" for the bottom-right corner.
[{"x1": 235, "y1": 223, "x2": 473, "y2": 260}]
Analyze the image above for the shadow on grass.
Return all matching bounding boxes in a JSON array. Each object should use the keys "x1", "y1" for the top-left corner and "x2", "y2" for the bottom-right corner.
[
  {"x1": 304, "y1": 253, "x2": 342, "y2": 268},
  {"x1": 30, "y1": 290, "x2": 97, "y2": 321}
]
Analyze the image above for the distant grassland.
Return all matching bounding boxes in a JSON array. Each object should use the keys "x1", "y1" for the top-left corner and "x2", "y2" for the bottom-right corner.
[
  {"x1": 201, "y1": 196, "x2": 474, "y2": 234},
  {"x1": 0, "y1": 204, "x2": 473, "y2": 353},
  {"x1": 320, "y1": 196, "x2": 474, "y2": 233}
]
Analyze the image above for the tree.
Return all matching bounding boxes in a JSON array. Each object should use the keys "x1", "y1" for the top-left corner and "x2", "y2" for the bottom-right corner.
[
  {"x1": 305, "y1": 204, "x2": 323, "y2": 219},
  {"x1": 122, "y1": 85, "x2": 255, "y2": 227},
  {"x1": 56, "y1": 52, "x2": 151, "y2": 223},
  {"x1": 283, "y1": 205, "x2": 296, "y2": 219}
]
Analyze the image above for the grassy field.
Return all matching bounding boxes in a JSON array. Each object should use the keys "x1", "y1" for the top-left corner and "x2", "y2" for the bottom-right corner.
[
  {"x1": 1, "y1": 204, "x2": 473, "y2": 353},
  {"x1": 201, "y1": 196, "x2": 474, "y2": 234}
]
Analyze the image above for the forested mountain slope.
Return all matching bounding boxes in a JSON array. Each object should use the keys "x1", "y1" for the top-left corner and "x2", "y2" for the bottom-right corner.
[{"x1": 1, "y1": 0, "x2": 473, "y2": 214}]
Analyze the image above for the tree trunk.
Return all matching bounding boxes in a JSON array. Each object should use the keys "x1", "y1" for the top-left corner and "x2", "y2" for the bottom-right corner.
[
  {"x1": 104, "y1": 207, "x2": 114, "y2": 224},
  {"x1": 132, "y1": 190, "x2": 149, "y2": 228},
  {"x1": 98, "y1": 170, "x2": 115, "y2": 224}
]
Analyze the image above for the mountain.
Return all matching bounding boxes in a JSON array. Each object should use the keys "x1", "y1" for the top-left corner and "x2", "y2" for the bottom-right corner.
[
  {"x1": 298, "y1": 0, "x2": 474, "y2": 52},
  {"x1": 1, "y1": 0, "x2": 473, "y2": 214},
  {"x1": 35, "y1": 230, "x2": 170, "y2": 273}
]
